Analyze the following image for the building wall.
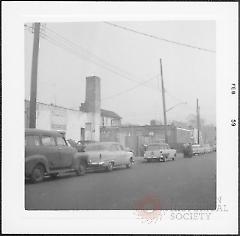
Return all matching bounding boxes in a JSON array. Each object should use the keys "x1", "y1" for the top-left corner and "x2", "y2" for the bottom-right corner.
[
  {"x1": 101, "y1": 116, "x2": 121, "y2": 127},
  {"x1": 100, "y1": 125, "x2": 193, "y2": 155},
  {"x1": 25, "y1": 100, "x2": 99, "y2": 141}
]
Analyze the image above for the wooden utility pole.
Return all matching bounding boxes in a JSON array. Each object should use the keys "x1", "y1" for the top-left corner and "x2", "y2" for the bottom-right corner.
[
  {"x1": 160, "y1": 58, "x2": 168, "y2": 143},
  {"x1": 29, "y1": 23, "x2": 40, "y2": 128},
  {"x1": 196, "y1": 98, "x2": 200, "y2": 144}
]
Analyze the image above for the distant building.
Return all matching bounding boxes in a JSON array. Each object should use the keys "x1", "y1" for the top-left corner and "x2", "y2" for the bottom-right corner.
[
  {"x1": 101, "y1": 109, "x2": 121, "y2": 127},
  {"x1": 100, "y1": 124, "x2": 193, "y2": 156}
]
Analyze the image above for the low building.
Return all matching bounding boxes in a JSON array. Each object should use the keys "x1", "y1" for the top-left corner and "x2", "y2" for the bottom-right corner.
[
  {"x1": 25, "y1": 76, "x2": 102, "y2": 141},
  {"x1": 25, "y1": 75, "x2": 122, "y2": 142},
  {"x1": 101, "y1": 109, "x2": 121, "y2": 127},
  {"x1": 100, "y1": 124, "x2": 193, "y2": 156}
]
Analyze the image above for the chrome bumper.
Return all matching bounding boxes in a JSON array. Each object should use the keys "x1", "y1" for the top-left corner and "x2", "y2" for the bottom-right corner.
[{"x1": 88, "y1": 161, "x2": 106, "y2": 167}]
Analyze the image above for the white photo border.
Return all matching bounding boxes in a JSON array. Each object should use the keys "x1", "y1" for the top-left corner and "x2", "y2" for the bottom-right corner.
[{"x1": 2, "y1": 1, "x2": 238, "y2": 234}]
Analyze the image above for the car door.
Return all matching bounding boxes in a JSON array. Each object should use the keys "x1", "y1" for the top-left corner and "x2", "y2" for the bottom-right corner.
[
  {"x1": 56, "y1": 136, "x2": 75, "y2": 169},
  {"x1": 40, "y1": 135, "x2": 61, "y2": 170},
  {"x1": 117, "y1": 144, "x2": 129, "y2": 164}
]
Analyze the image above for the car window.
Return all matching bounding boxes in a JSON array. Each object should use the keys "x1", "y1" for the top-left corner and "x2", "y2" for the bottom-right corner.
[
  {"x1": 56, "y1": 136, "x2": 67, "y2": 146},
  {"x1": 41, "y1": 136, "x2": 56, "y2": 146},
  {"x1": 147, "y1": 145, "x2": 160, "y2": 150},
  {"x1": 25, "y1": 135, "x2": 40, "y2": 146}
]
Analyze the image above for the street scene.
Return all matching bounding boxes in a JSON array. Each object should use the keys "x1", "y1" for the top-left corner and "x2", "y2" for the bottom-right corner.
[
  {"x1": 26, "y1": 152, "x2": 216, "y2": 210},
  {"x1": 24, "y1": 21, "x2": 216, "y2": 210}
]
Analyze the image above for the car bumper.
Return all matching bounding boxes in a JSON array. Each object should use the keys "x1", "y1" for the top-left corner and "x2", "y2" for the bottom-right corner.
[
  {"x1": 88, "y1": 161, "x2": 107, "y2": 167},
  {"x1": 144, "y1": 156, "x2": 162, "y2": 160}
]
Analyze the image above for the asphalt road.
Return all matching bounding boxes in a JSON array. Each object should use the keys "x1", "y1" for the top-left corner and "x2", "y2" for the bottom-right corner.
[{"x1": 25, "y1": 152, "x2": 216, "y2": 210}]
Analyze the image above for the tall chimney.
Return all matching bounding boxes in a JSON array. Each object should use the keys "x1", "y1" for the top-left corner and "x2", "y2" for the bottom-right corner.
[{"x1": 85, "y1": 76, "x2": 101, "y2": 113}]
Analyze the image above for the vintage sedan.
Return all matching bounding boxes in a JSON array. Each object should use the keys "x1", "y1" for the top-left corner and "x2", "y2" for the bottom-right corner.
[
  {"x1": 25, "y1": 129, "x2": 88, "y2": 183},
  {"x1": 82, "y1": 142, "x2": 134, "y2": 171},
  {"x1": 144, "y1": 143, "x2": 176, "y2": 162}
]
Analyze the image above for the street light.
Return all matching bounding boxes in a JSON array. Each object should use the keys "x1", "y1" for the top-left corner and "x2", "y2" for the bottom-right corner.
[{"x1": 166, "y1": 102, "x2": 187, "y2": 113}]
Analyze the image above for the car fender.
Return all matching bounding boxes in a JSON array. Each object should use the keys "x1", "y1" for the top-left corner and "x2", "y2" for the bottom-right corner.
[{"x1": 25, "y1": 155, "x2": 49, "y2": 176}]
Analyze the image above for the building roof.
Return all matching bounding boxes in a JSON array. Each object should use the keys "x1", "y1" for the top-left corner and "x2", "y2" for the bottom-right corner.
[{"x1": 101, "y1": 109, "x2": 121, "y2": 119}]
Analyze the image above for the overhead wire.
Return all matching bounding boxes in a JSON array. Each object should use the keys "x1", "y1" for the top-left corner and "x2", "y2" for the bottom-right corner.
[
  {"x1": 45, "y1": 26, "x2": 137, "y2": 80},
  {"x1": 104, "y1": 22, "x2": 216, "y2": 53},
  {"x1": 25, "y1": 24, "x2": 162, "y2": 96},
  {"x1": 25, "y1": 24, "x2": 196, "y2": 113},
  {"x1": 27, "y1": 25, "x2": 160, "y2": 91},
  {"x1": 102, "y1": 74, "x2": 159, "y2": 101}
]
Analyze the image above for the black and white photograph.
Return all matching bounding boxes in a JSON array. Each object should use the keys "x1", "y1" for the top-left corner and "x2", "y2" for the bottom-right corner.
[
  {"x1": 2, "y1": 2, "x2": 238, "y2": 234},
  {"x1": 24, "y1": 20, "x2": 216, "y2": 211}
]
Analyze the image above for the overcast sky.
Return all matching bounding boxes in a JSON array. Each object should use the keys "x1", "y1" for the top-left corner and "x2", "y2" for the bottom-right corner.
[{"x1": 25, "y1": 21, "x2": 216, "y2": 125}]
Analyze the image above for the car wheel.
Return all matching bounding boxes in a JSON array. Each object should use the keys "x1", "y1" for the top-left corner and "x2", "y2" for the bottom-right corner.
[
  {"x1": 76, "y1": 162, "x2": 86, "y2": 176},
  {"x1": 106, "y1": 162, "x2": 113, "y2": 172},
  {"x1": 172, "y1": 157, "x2": 175, "y2": 161},
  {"x1": 31, "y1": 164, "x2": 45, "y2": 183}
]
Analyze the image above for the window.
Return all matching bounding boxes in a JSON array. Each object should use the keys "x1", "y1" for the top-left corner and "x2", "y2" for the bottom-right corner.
[
  {"x1": 56, "y1": 136, "x2": 67, "y2": 146},
  {"x1": 41, "y1": 136, "x2": 56, "y2": 146},
  {"x1": 25, "y1": 135, "x2": 40, "y2": 146}
]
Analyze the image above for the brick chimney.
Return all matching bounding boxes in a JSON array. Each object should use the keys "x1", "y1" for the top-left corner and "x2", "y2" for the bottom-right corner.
[{"x1": 83, "y1": 76, "x2": 101, "y2": 113}]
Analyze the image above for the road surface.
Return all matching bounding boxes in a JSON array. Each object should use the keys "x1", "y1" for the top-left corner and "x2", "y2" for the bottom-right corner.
[{"x1": 25, "y1": 152, "x2": 216, "y2": 210}]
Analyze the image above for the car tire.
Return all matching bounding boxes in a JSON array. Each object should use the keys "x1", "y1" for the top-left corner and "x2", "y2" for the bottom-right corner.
[
  {"x1": 106, "y1": 162, "x2": 113, "y2": 172},
  {"x1": 76, "y1": 162, "x2": 86, "y2": 176},
  {"x1": 172, "y1": 157, "x2": 175, "y2": 161},
  {"x1": 31, "y1": 164, "x2": 45, "y2": 183}
]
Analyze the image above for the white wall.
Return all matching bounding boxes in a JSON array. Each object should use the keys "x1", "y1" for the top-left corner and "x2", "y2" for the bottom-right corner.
[
  {"x1": 33, "y1": 102, "x2": 100, "y2": 141},
  {"x1": 36, "y1": 103, "x2": 51, "y2": 130}
]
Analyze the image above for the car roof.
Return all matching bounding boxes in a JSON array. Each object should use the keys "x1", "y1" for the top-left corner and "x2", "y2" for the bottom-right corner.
[{"x1": 25, "y1": 128, "x2": 63, "y2": 137}]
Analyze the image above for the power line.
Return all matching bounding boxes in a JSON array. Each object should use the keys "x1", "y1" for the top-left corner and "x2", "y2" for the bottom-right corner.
[
  {"x1": 25, "y1": 25, "x2": 191, "y2": 104},
  {"x1": 102, "y1": 74, "x2": 159, "y2": 101},
  {"x1": 45, "y1": 26, "x2": 137, "y2": 80},
  {"x1": 26, "y1": 25, "x2": 159, "y2": 91},
  {"x1": 104, "y1": 22, "x2": 216, "y2": 53},
  {"x1": 25, "y1": 25, "x2": 161, "y2": 94}
]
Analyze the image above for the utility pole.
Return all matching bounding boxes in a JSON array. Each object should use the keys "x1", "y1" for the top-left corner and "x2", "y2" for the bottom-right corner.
[
  {"x1": 196, "y1": 98, "x2": 200, "y2": 144},
  {"x1": 29, "y1": 23, "x2": 40, "y2": 128},
  {"x1": 160, "y1": 58, "x2": 168, "y2": 143}
]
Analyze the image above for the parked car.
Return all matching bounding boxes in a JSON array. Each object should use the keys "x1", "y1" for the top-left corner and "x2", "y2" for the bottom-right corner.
[
  {"x1": 81, "y1": 142, "x2": 134, "y2": 171},
  {"x1": 144, "y1": 143, "x2": 176, "y2": 162},
  {"x1": 25, "y1": 129, "x2": 89, "y2": 183},
  {"x1": 192, "y1": 144, "x2": 201, "y2": 155}
]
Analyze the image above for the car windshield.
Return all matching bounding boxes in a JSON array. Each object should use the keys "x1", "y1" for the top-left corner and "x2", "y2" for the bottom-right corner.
[
  {"x1": 85, "y1": 144, "x2": 108, "y2": 151},
  {"x1": 147, "y1": 144, "x2": 166, "y2": 150}
]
